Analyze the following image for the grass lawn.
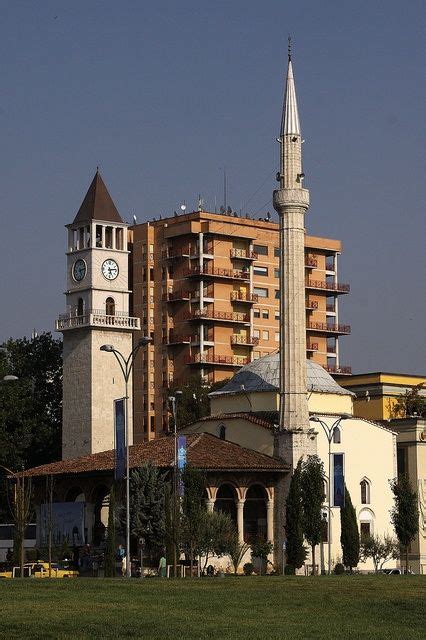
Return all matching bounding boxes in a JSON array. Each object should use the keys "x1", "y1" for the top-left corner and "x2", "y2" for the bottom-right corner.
[{"x1": 0, "y1": 576, "x2": 424, "y2": 639}]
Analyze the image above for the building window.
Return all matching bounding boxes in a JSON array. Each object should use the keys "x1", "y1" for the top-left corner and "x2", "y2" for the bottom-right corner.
[
  {"x1": 150, "y1": 268, "x2": 154, "y2": 281},
  {"x1": 333, "y1": 426, "x2": 341, "y2": 444},
  {"x1": 150, "y1": 416, "x2": 155, "y2": 432},
  {"x1": 275, "y1": 310, "x2": 280, "y2": 320},
  {"x1": 105, "y1": 297, "x2": 115, "y2": 316},
  {"x1": 397, "y1": 447, "x2": 407, "y2": 476},
  {"x1": 254, "y1": 287, "x2": 268, "y2": 298},
  {"x1": 274, "y1": 247, "x2": 280, "y2": 257},
  {"x1": 253, "y1": 329, "x2": 260, "y2": 339},
  {"x1": 105, "y1": 227, "x2": 113, "y2": 249},
  {"x1": 253, "y1": 244, "x2": 268, "y2": 256},
  {"x1": 77, "y1": 298, "x2": 84, "y2": 316},
  {"x1": 275, "y1": 289, "x2": 280, "y2": 299},
  {"x1": 275, "y1": 331, "x2": 280, "y2": 342},
  {"x1": 253, "y1": 351, "x2": 261, "y2": 359},
  {"x1": 332, "y1": 453, "x2": 344, "y2": 507},
  {"x1": 360, "y1": 522, "x2": 371, "y2": 540},
  {"x1": 253, "y1": 266, "x2": 268, "y2": 277},
  {"x1": 360, "y1": 479, "x2": 370, "y2": 505},
  {"x1": 116, "y1": 228, "x2": 123, "y2": 250},
  {"x1": 95, "y1": 225, "x2": 103, "y2": 248},
  {"x1": 262, "y1": 330, "x2": 269, "y2": 341},
  {"x1": 219, "y1": 424, "x2": 226, "y2": 440},
  {"x1": 254, "y1": 308, "x2": 260, "y2": 318},
  {"x1": 274, "y1": 268, "x2": 280, "y2": 278}
]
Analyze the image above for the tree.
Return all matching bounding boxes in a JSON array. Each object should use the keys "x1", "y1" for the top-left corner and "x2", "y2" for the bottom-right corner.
[
  {"x1": 390, "y1": 476, "x2": 419, "y2": 574},
  {"x1": 104, "y1": 484, "x2": 117, "y2": 577},
  {"x1": 361, "y1": 534, "x2": 399, "y2": 573},
  {"x1": 227, "y1": 534, "x2": 250, "y2": 575},
  {"x1": 340, "y1": 485, "x2": 360, "y2": 572},
  {"x1": 8, "y1": 474, "x2": 32, "y2": 576},
  {"x1": 391, "y1": 383, "x2": 425, "y2": 419},
  {"x1": 250, "y1": 538, "x2": 274, "y2": 575},
  {"x1": 285, "y1": 460, "x2": 307, "y2": 571},
  {"x1": 301, "y1": 455, "x2": 325, "y2": 575},
  {"x1": 170, "y1": 377, "x2": 229, "y2": 427},
  {"x1": 127, "y1": 463, "x2": 166, "y2": 554},
  {"x1": 181, "y1": 465, "x2": 206, "y2": 577},
  {"x1": 197, "y1": 510, "x2": 236, "y2": 572}
]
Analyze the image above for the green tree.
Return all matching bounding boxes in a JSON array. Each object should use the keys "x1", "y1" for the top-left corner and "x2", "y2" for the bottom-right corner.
[
  {"x1": 301, "y1": 455, "x2": 325, "y2": 575},
  {"x1": 340, "y1": 485, "x2": 360, "y2": 572},
  {"x1": 360, "y1": 534, "x2": 399, "y2": 573},
  {"x1": 197, "y1": 510, "x2": 235, "y2": 572},
  {"x1": 391, "y1": 383, "x2": 425, "y2": 419},
  {"x1": 171, "y1": 377, "x2": 229, "y2": 427},
  {"x1": 250, "y1": 538, "x2": 274, "y2": 575},
  {"x1": 285, "y1": 460, "x2": 307, "y2": 571},
  {"x1": 104, "y1": 484, "x2": 117, "y2": 577},
  {"x1": 227, "y1": 534, "x2": 250, "y2": 575},
  {"x1": 181, "y1": 465, "x2": 206, "y2": 577},
  {"x1": 390, "y1": 476, "x2": 419, "y2": 574},
  {"x1": 127, "y1": 463, "x2": 166, "y2": 554}
]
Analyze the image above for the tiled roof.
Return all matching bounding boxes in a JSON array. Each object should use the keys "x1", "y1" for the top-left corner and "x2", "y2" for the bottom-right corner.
[
  {"x1": 22, "y1": 433, "x2": 287, "y2": 478},
  {"x1": 193, "y1": 412, "x2": 279, "y2": 430}
]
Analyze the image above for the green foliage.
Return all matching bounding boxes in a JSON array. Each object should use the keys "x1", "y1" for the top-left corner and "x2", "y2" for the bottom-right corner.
[
  {"x1": 340, "y1": 485, "x2": 360, "y2": 570},
  {"x1": 181, "y1": 466, "x2": 206, "y2": 571},
  {"x1": 284, "y1": 564, "x2": 295, "y2": 575},
  {"x1": 301, "y1": 455, "x2": 325, "y2": 574},
  {"x1": 104, "y1": 484, "x2": 116, "y2": 577},
  {"x1": 170, "y1": 377, "x2": 229, "y2": 427},
  {"x1": 227, "y1": 534, "x2": 250, "y2": 575},
  {"x1": 197, "y1": 510, "x2": 236, "y2": 570},
  {"x1": 391, "y1": 383, "x2": 425, "y2": 419},
  {"x1": 243, "y1": 562, "x2": 254, "y2": 575},
  {"x1": 360, "y1": 534, "x2": 399, "y2": 573},
  {"x1": 251, "y1": 538, "x2": 274, "y2": 575},
  {"x1": 390, "y1": 475, "x2": 419, "y2": 572},
  {"x1": 128, "y1": 463, "x2": 166, "y2": 552},
  {"x1": 285, "y1": 459, "x2": 307, "y2": 569},
  {"x1": 333, "y1": 562, "x2": 345, "y2": 575}
]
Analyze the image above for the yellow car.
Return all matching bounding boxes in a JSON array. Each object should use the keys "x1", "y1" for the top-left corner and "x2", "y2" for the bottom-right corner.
[{"x1": 23, "y1": 561, "x2": 79, "y2": 578}]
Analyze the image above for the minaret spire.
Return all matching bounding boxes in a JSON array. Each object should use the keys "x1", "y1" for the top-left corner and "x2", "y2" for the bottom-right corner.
[{"x1": 273, "y1": 45, "x2": 311, "y2": 442}]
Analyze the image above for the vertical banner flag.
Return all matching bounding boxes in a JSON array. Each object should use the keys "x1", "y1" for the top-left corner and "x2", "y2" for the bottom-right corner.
[
  {"x1": 115, "y1": 398, "x2": 126, "y2": 480},
  {"x1": 177, "y1": 435, "x2": 187, "y2": 497},
  {"x1": 333, "y1": 453, "x2": 345, "y2": 507}
]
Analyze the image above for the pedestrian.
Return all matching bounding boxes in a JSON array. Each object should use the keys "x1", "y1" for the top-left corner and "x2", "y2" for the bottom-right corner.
[
  {"x1": 121, "y1": 554, "x2": 127, "y2": 577},
  {"x1": 158, "y1": 553, "x2": 167, "y2": 578}
]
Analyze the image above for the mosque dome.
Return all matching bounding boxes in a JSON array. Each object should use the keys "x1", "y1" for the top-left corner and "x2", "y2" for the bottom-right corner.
[{"x1": 209, "y1": 352, "x2": 353, "y2": 397}]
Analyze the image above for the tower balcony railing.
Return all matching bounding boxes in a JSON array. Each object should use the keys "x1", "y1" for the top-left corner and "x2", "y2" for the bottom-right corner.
[
  {"x1": 306, "y1": 279, "x2": 350, "y2": 294},
  {"x1": 162, "y1": 290, "x2": 191, "y2": 302},
  {"x1": 307, "y1": 321, "x2": 351, "y2": 335},
  {"x1": 230, "y1": 335, "x2": 259, "y2": 346},
  {"x1": 185, "y1": 354, "x2": 250, "y2": 367},
  {"x1": 56, "y1": 309, "x2": 140, "y2": 331},
  {"x1": 230, "y1": 248, "x2": 258, "y2": 260},
  {"x1": 184, "y1": 309, "x2": 250, "y2": 324},
  {"x1": 184, "y1": 265, "x2": 250, "y2": 281},
  {"x1": 230, "y1": 291, "x2": 259, "y2": 303},
  {"x1": 325, "y1": 365, "x2": 352, "y2": 375}
]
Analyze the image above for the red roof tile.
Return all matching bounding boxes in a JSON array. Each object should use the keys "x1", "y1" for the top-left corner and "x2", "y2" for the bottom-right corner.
[{"x1": 22, "y1": 433, "x2": 287, "y2": 478}]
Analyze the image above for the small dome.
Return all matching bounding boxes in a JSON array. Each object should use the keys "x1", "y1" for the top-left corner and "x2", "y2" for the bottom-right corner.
[{"x1": 209, "y1": 352, "x2": 353, "y2": 397}]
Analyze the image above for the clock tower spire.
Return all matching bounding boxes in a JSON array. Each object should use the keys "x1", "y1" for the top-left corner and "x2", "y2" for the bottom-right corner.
[{"x1": 57, "y1": 171, "x2": 140, "y2": 459}]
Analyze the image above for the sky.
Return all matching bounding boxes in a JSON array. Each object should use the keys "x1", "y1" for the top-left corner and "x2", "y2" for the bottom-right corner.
[{"x1": 0, "y1": 0, "x2": 425, "y2": 375}]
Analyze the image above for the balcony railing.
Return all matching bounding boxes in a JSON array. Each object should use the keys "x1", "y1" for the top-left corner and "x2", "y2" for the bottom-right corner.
[
  {"x1": 230, "y1": 291, "x2": 259, "y2": 303},
  {"x1": 230, "y1": 248, "x2": 258, "y2": 260},
  {"x1": 307, "y1": 343, "x2": 319, "y2": 351},
  {"x1": 305, "y1": 257, "x2": 318, "y2": 268},
  {"x1": 185, "y1": 354, "x2": 250, "y2": 367},
  {"x1": 191, "y1": 286, "x2": 214, "y2": 300},
  {"x1": 307, "y1": 280, "x2": 350, "y2": 293},
  {"x1": 325, "y1": 365, "x2": 352, "y2": 375},
  {"x1": 162, "y1": 247, "x2": 190, "y2": 260},
  {"x1": 327, "y1": 345, "x2": 337, "y2": 353},
  {"x1": 307, "y1": 322, "x2": 351, "y2": 335},
  {"x1": 306, "y1": 300, "x2": 319, "y2": 310},
  {"x1": 189, "y1": 244, "x2": 214, "y2": 258},
  {"x1": 230, "y1": 334, "x2": 259, "y2": 346},
  {"x1": 326, "y1": 304, "x2": 336, "y2": 312},
  {"x1": 184, "y1": 309, "x2": 250, "y2": 323},
  {"x1": 184, "y1": 265, "x2": 250, "y2": 281},
  {"x1": 56, "y1": 309, "x2": 140, "y2": 331},
  {"x1": 162, "y1": 290, "x2": 191, "y2": 302},
  {"x1": 167, "y1": 333, "x2": 191, "y2": 345}
]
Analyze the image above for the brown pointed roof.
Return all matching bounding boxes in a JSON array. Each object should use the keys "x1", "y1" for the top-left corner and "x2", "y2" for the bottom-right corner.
[{"x1": 72, "y1": 171, "x2": 123, "y2": 225}]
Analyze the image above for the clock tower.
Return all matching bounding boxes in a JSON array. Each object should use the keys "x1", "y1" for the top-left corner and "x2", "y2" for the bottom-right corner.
[{"x1": 57, "y1": 171, "x2": 140, "y2": 459}]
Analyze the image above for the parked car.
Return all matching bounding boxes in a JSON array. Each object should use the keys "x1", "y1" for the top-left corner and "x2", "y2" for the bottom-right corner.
[
  {"x1": 381, "y1": 568, "x2": 415, "y2": 575},
  {"x1": 1, "y1": 561, "x2": 79, "y2": 579}
]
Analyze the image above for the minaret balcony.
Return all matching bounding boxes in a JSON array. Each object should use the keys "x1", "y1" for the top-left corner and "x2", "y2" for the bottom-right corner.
[
  {"x1": 56, "y1": 309, "x2": 140, "y2": 331},
  {"x1": 325, "y1": 365, "x2": 352, "y2": 375},
  {"x1": 185, "y1": 354, "x2": 250, "y2": 367},
  {"x1": 307, "y1": 322, "x2": 351, "y2": 335},
  {"x1": 273, "y1": 187, "x2": 310, "y2": 210},
  {"x1": 306, "y1": 279, "x2": 350, "y2": 294}
]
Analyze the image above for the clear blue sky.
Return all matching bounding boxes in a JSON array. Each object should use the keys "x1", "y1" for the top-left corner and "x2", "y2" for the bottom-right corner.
[{"x1": 0, "y1": 1, "x2": 425, "y2": 374}]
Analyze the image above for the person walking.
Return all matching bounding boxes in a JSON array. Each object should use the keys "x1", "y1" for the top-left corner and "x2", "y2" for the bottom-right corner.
[{"x1": 158, "y1": 553, "x2": 167, "y2": 578}]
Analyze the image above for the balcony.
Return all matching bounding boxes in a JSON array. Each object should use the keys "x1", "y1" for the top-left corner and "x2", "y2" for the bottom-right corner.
[
  {"x1": 184, "y1": 265, "x2": 250, "y2": 281},
  {"x1": 189, "y1": 244, "x2": 214, "y2": 259},
  {"x1": 230, "y1": 291, "x2": 259, "y2": 303},
  {"x1": 230, "y1": 248, "x2": 258, "y2": 260},
  {"x1": 325, "y1": 365, "x2": 352, "y2": 375},
  {"x1": 230, "y1": 335, "x2": 259, "y2": 346},
  {"x1": 185, "y1": 354, "x2": 250, "y2": 367},
  {"x1": 162, "y1": 290, "x2": 191, "y2": 302},
  {"x1": 307, "y1": 322, "x2": 351, "y2": 335},
  {"x1": 326, "y1": 303, "x2": 336, "y2": 313},
  {"x1": 306, "y1": 300, "x2": 319, "y2": 310},
  {"x1": 162, "y1": 247, "x2": 190, "y2": 260},
  {"x1": 190, "y1": 286, "x2": 214, "y2": 301},
  {"x1": 56, "y1": 310, "x2": 140, "y2": 331},
  {"x1": 166, "y1": 333, "x2": 191, "y2": 346},
  {"x1": 305, "y1": 257, "x2": 318, "y2": 269},
  {"x1": 185, "y1": 309, "x2": 250, "y2": 324},
  {"x1": 306, "y1": 280, "x2": 350, "y2": 294},
  {"x1": 306, "y1": 343, "x2": 319, "y2": 351}
]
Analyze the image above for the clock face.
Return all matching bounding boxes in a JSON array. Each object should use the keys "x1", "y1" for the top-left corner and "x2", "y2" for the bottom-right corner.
[
  {"x1": 72, "y1": 259, "x2": 87, "y2": 282},
  {"x1": 102, "y1": 259, "x2": 119, "y2": 280}
]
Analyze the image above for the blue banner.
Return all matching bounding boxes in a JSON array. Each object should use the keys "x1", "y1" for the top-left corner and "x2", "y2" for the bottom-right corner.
[
  {"x1": 115, "y1": 398, "x2": 126, "y2": 480},
  {"x1": 333, "y1": 453, "x2": 345, "y2": 507},
  {"x1": 177, "y1": 435, "x2": 187, "y2": 497}
]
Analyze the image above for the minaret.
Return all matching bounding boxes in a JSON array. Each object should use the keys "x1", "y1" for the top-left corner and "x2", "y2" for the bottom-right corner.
[{"x1": 273, "y1": 43, "x2": 315, "y2": 464}]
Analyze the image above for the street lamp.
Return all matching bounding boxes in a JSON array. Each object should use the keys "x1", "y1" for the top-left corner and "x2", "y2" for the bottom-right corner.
[
  {"x1": 100, "y1": 336, "x2": 151, "y2": 578},
  {"x1": 168, "y1": 390, "x2": 183, "y2": 577},
  {"x1": 310, "y1": 413, "x2": 351, "y2": 575}
]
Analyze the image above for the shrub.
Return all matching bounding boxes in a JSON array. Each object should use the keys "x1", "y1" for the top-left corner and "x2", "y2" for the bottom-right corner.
[
  {"x1": 284, "y1": 564, "x2": 295, "y2": 575},
  {"x1": 334, "y1": 563, "x2": 345, "y2": 575},
  {"x1": 243, "y1": 562, "x2": 254, "y2": 576}
]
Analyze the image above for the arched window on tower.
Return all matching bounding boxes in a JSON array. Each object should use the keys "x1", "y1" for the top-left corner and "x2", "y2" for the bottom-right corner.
[
  {"x1": 77, "y1": 298, "x2": 84, "y2": 316},
  {"x1": 360, "y1": 478, "x2": 371, "y2": 505},
  {"x1": 333, "y1": 426, "x2": 341, "y2": 444},
  {"x1": 106, "y1": 297, "x2": 115, "y2": 316}
]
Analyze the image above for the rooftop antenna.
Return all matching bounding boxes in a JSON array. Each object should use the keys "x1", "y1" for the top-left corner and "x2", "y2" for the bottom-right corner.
[
  {"x1": 223, "y1": 168, "x2": 227, "y2": 212},
  {"x1": 197, "y1": 195, "x2": 204, "y2": 212},
  {"x1": 180, "y1": 202, "x2": 187, "y2": 214}
]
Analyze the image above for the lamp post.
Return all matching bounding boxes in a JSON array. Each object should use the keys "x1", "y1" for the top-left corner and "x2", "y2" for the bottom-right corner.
[
  {"x1": 168, "y1": 390, "x2": 182, "y2": 577},
  {"x1": 100, "y1": 336, "x2": 151, "y2": 578},
  {"x1": 310, "y1": 414, "x2": 350, "y2": 575}
]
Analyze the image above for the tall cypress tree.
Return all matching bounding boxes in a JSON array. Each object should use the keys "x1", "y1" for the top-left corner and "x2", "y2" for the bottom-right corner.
[
  {"x1": 390, "y1": 475, "x2": 419, "y2": 574},
  {"x1": 285, "y1": 460, "x2": 306, "y2": 572},
  {"x1": 340, "y1": 485, "x2": 359, "y2": 572},
  {"x1": 104, "y1": 484, "x2": 116, "y2": 577},
  {"x1": 301, "y1": 455, "x2": 324, "y2": 575}
]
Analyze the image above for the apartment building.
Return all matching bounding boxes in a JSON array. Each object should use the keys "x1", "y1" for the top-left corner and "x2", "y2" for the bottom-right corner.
[{"x1": 131, "y1": 209, "x2": 350, "y2": 440}]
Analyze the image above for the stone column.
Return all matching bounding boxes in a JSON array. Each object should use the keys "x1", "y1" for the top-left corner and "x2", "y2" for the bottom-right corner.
[
  {"x1": 237, "y1": 500, "x2": 245, "y2": 543},
  {"x1": 266, "y1": 500, "x2": 274, "y2": 544},
  {"x1": 206, "y1": 499, "x2": 215, "y2": 513}
]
